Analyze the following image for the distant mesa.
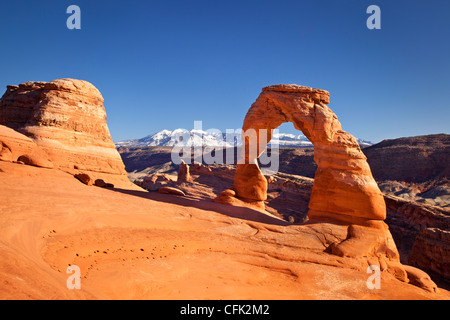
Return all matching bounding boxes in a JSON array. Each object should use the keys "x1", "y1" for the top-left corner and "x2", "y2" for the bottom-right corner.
[{"x1": 0, "y1": 78, "x2": 135, "y2": 189}]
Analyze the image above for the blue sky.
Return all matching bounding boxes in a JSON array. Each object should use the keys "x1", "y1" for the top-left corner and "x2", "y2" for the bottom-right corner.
[{"x1": 0, "y1": 0, "x2": 449, "y2": 143}]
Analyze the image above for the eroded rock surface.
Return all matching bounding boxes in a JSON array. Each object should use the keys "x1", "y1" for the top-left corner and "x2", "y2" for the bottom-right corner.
[
  {"x1": 0, "y1": 79, "x2": 126, "y2": 175},
  {"x1": 0, "y1": 79, "x2": 133, "y2": 188}
]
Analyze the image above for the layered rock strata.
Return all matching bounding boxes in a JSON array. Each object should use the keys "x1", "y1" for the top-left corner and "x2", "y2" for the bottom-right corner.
[
  {"x1": 0, "y1": 78, "x2": 131, "y2": 187},
  {"x1": 408, "y1": 228, "x2": 450, "y2": 286}
]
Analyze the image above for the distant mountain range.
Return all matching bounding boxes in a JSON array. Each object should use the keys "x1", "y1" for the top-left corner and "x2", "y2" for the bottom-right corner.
[{"x1": 115, "y1": 129, "x2": 373, "y2": 148}]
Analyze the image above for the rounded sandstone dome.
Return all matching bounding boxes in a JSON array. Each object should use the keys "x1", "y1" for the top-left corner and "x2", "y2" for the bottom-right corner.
[
  {"x1": 262, "y1": 84, "x2": 329, "y2": 95},
  {"x1": 52, "y1": 78, "x2": 102, "y2": 95},
  {"x1": 16, "y1": 78, "x2": 104, "y2": 102},
  {"x1": 0, "y1": 77, "x2": 125, "y2": 176}
]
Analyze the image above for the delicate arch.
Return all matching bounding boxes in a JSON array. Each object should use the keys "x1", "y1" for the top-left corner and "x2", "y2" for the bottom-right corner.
[{"x1": 233, "y1": 85, "x2": 386, "y2": 225}]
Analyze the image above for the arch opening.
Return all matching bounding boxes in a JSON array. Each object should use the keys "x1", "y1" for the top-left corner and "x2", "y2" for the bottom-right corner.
[{"x1": 229, "y1": 84, "x2": 386, "y2": 225}]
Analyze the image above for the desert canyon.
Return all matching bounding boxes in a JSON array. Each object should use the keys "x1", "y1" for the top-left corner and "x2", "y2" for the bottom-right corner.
[{"x1": 0, "y1": 78, "x2": 448, "y2": 300}]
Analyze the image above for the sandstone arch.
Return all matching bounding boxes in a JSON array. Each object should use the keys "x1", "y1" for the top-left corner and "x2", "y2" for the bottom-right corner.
[{"x1": 231, "y1": 84, "x2": 386, "y2": 225}]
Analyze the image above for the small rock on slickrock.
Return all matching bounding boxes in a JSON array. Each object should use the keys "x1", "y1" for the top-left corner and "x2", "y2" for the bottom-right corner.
[
  {"x1": 158, "y1": 186, "x2": 186, "y2": 196},
  {"x1": 220, "y1": 189, "x2": 236, "y2": 197},
  {"x1": 75, "y1": 173, "x2": 94, "y2": 186},
  {"x1": 94, "y1": 179, "x2": 107, "y2": 187},
  {"x1": 94, "y1": 179, "x2": 114, "y2": 188}
]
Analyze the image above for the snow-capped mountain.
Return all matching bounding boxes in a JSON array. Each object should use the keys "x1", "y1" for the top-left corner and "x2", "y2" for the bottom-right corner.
[
  {"x1": 116, "y1": 129, "x2": 242, "y2": 148},
  {"x1": 356, "y1": 139, "x2": 373, "y2": 148},
  {"x1": 269, "y1": 133, "x2": 313, "y2": 148},
  {"x1": 115, "y1": 129, "x2": 372, "y2": 148}
]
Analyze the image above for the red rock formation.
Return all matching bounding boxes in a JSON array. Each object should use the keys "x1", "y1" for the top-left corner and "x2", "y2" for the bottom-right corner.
[
  {"x1": 0, "y1": 79, "x2": 125, "y2": 174},
  {"x1": 227, "y1": 84, "x2": 385, "y2": 225},
  {"x1": 364, "y1": 134, "x2": 450, "y2": 183},
  {"x1": 233, "y1": 164, "x2": 268, "y2": 201},
  {"x1": 177, "y1": 160, "x2": 192, "y2": 183},
  {"x1": 214, "y1": 85, "x2": 432, "y2": 287},
  {"x1": 139, "y1": 173, "x2": 174, "y2": 191},
  {"x1": 0, "y1": 78, "x2": 132, "y2": 187},
  {"x1": 384, "y1": 193, "x2": 449, "y2": 285},
  {"x1": 408, "y1": 228, "x2": 450, "y2": 286}
]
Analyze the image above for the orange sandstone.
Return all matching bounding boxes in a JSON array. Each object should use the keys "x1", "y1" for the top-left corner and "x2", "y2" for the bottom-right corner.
[
  {"x1": 230, "y1": 84, "x2": 386, "y2": 225},
  {"x1": 0, "y1": 78, "x2": 134, "y2": 188}
]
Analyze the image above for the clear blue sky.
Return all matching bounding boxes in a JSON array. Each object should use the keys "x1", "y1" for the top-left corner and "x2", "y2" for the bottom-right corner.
[{"x1": 0, "y1": 0, "x2": 449, "y2": 142}]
